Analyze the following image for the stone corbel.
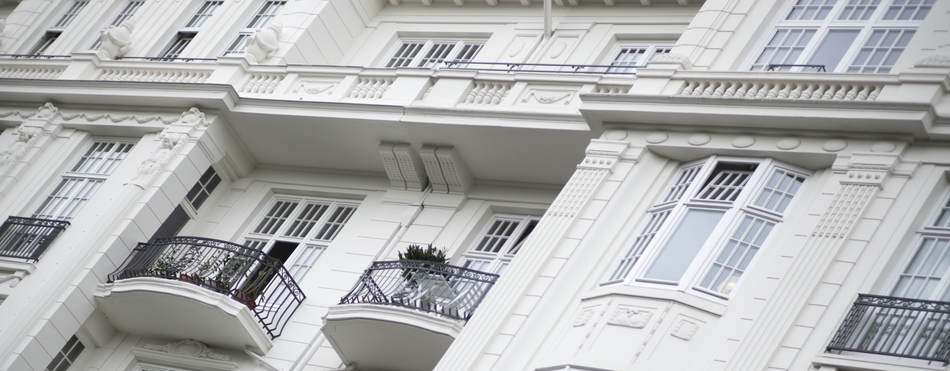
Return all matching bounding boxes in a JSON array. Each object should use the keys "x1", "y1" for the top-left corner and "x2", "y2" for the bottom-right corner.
[
  {"x1": 842, "y1": 152, "x2": 901, "y2": 189},
  {"x1": 96, "y1": 19, "x2": 135, "y2": 60},
  {"x1": 129, "y1": 108, "x2": 209, "y2": 188},
  {"x1": 246, "y1": 22, "x2": 281, "y2": 64}
]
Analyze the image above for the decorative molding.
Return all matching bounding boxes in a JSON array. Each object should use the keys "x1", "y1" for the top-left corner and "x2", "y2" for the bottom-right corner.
[
  {"x1": 732, "y1": 135, "x2": 755, "y2": 148},
  {"x1": 177, "y1": 107, "x2": 210, "y2": 129},
  {"x1": 573, "y1": 308, "x2": 594, "y2": 327},
  {"x1": 378, "y1": 142, "x2": 405, "y2": 189},
  {"x1": 646, "y1": 132, "x2": 668, "y2": 144},
  {"x1": 650, "y1": 53, "x2": 691, "y2": 68},
  {"x1": 687, "y1": 133, "x2": 711, "y2": 146},
  {"x1": 522, "y1": 90, "x2": 575, "y2": 105},
  {"x1": 97, "y1": 68, "x2": 211, "y2": 83},
  {"x1": 58, "y1": 112, "x2": 177, "y2": 125},
  {"x1": 97, "y1": 19, "x2": 135, "y2": 60},
  {"x1": 348, "y1": 77, "x2": 393, "y2": 100},
  {"x1": 508, "y1": 41, "x2": 525, "y2": 57},
  {"x1": 776, "y1": 137, "x2": 801, "y2": 150},
  {"x1": 607, "y1": 307, "x2": 652, "y2": 328},
  {"x1": 870, "y1": 141, "x2": 896, "y2": 153},
  {"x1": 670, "y1": 319, "x2": 699, "y2": 340},
  {"x1": 35, "y1": 102, "x2": 58, "y2": 119},
  {"x1": 914, "y1": 55, "x2": 950, "y2": 68},
  {"x1": 812, "y1": 184, "x2": 876, "y2": 238},
  {"x1": 131, "y1": 132, "x2": 189, "y2": 187},
  {"x1": 0, "y1": 66, "x2": 65, "y2": 80},
  {"x1": 294, "y1": 82, "x2": 336, "y2": 95},
  {"x1": 822, "y1": 139, "x2": 848, "y2": 152},
  {"x1": 143, "y1": 340, "x2": 231, "y2": 361},
  {"x1": 549, "y1": 42, "x2": 567, "y2": 59},
  {"x1": 0, "y1": 125, "x2": 43, "y2": 179},
  {"x1": 246, "y1": 22, "x2": 282, "y2": 64},
  {"x1": 592, "y1": 85, "x2": 631, "y2": 94},
  {"x1": 0, "y1": 110, "x2": 37, "y2": 119},
  {"x1": 605, "y1": 130, "x2": 627, "y2": 140}
]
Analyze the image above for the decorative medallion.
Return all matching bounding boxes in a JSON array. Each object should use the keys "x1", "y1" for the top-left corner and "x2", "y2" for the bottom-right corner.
[
  {"x1": 687, "y1": 133, "x2": 711, "y2": 146},
  {"x1": 143, "y1": 340, "x2": 231, "y2": 361},
  {"x1": 508, "y1": 41, "x2": 525, "y2": 57},
  {"x1": 646, "y1": 132, "x2": 669, "y2": 144},
  {"x1": 670, "y1": 319, "x2": 699, "y2": 340},
  {"x1": 870, "y1": 141, "x2": 896, "y2": 153},
  {"x1": 550, "y1": 42, "x2": 567, "y2": 59},
  {"x1": 822, "y1": 139, "x2": 848, "y2": 152},
  {"x1": 35, "y1": 102, "x2": 58, "y2": 119},
  {"x1": 607, "y1": 308, "x2": 652, "y2": 328},
  {"x1": 605, "y1": 130, "x2": 627, "y2": 140},
  {"x1": 574, "y1": 308, "x2": 595, "y2": 327},
  {"x1": 776, "y1": 137, "x2": 801, "y2": 150},
  {"x1": 731, "y1": 135, "x2": 755, "y2": 148}
]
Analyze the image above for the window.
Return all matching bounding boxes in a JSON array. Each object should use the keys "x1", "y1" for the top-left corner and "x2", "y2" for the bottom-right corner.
[
  {"x1": 184, "y1": 167, "x2": 221, "y2": 210},
  {"x1": 749, "y1": 0, "x2": 933, "y2": 73},
  {"x1": 242, "y1": 197, "x2": 357, "y2": 282},
  {"x1": 607, "y1": 157, "x2": 807, "y2": 298},
  {"x1": 44, "y1": 335, "x2": 85, "y2": 371},
  {"x1": 33, "y1": 141, "x2": 133, "y2": 221},
  {"x1": 159, "y1": 1, "x2": 222, "y2": 60},
  {"x1": 384, "y1": 39, "x2": 484, "y2": 68},
  {"x1": 460, "y1": 214, "x2": 539, "y2": 275},
  {"x1": 891, "y1": 189, "x2": 950, "y2": 301},
  {"x1": 90, "y1": 0, "x2": 145, "y2": 49},
  {"x1": 603, "y1": 44, "x2": 672, "y2": 74},
  {"x1": 30, "y1": 0, "x2": 89, "y2": 56},
  {"x1": 223, "y1": 1, "x2": 285, "y2": 55}
]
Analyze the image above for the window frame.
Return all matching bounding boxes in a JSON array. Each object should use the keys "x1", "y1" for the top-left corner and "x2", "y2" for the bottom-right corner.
[
  {"x1": 605, "y1": 156, "x2": 810, "y2": 300},
  {"x1": 382, "y1": 39, "x2": 486, "y2": 68},
  {"x1": 158, "y1": 0, "x2": 223, "y2": 60},
  {"x1": 885, "y1": 186, "x2": 950, "y2": 301},
  {"x1": 601, "y1": 42, "x2": 673, "y2": 74},
  {"x1": 746, "y1": 0, "x2": 933, "y2": 73},
  {"x1": 89, "y1": 0, "x2": 145, "y2": 49},
  {"x1": 32, "y1": 140, "x2": 135, "y2": 221},
  {"x1": 459, "y1": 214, "x2": 540, "y2": 276}
]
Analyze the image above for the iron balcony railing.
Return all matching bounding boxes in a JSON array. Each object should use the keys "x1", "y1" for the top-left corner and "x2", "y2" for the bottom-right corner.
[
  {"x1": 0, "y1": 217, "x2": 70, "y2": 261},
  {"x1": 340, "y1": 260, "x2": 499, "y2": 321},
  {"x1": 828, "y1": 294, "x2": 950, "y2": 363},
  {"x1": 107, "y1": 236, "x2": 305, "y2": 339}
]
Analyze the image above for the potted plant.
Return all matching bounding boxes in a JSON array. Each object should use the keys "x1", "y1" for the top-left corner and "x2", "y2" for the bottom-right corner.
[
  {"x1": 398, "y1": 244, "x2": 448, "y2": 282},
  {"x1": 233, "y1": 270, "x2": 272, "y2": 310}
]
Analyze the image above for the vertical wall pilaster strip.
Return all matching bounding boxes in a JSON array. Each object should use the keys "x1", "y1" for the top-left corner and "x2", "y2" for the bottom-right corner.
[
  {"x1": 0, "y1": 103, "x2": 63, "y2": 198},
  {"x1": 433, "y1": 140, "x2": 629, "y2": 371},
  {"x1": 726, "y1": 156, "x2": 902, "y2": 371}
]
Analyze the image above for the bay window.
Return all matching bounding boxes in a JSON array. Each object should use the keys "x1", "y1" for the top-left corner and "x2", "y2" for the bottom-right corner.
[{"x1": 607, "y1": 157, "x2": 807, "y2": 298}]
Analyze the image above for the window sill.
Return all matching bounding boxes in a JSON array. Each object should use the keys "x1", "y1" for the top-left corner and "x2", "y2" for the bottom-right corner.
[
  {"x1": 582, "y1": 283, "x2": 728, "y2": 317},
  {"x1": 0, "y1": 259, "x2": 37, "y2": 288}
]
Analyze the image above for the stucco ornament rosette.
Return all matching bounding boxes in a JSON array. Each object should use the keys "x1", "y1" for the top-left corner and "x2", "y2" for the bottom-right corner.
[
  {"x1": 870, "y1": 141, "x2": 896, "y2": 153},
  {"x1": 732, "y1": 135, "x2": 755, "y2": 148},
  {"x1": 776, "y1": 137, "x2": 801, "y2": 150},
  {"x1": 688, "y1": 133, "x2": 711, "y2": 146},
  {"x1": 823, "y1": 139, "x2": 848, "y2": 152},
  {"x1": 646, "y1": 132, "x2": 668, "y2": 144}
]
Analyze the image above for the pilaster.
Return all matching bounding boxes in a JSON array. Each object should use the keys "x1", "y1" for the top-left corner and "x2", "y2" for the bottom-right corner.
[{"x1": 0, "y1": 103, "x2": 63, "y2": 198}]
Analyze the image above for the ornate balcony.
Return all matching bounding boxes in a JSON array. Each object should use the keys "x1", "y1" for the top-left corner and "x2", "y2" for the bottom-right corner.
[
  {"x1": 324, "y1": 260, "x2": 498, "y2": 371},
  {"x1": 0, "y1": 217, "x2": 70, "y2": 261},
  {"x1": 95, "y1": 237, "x2": 305, "y2": 354},
  {"x1": 828, "y1": 294, "x2": 950, "y2": 363}
]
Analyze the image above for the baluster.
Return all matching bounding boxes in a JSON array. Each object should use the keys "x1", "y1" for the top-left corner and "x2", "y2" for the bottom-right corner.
[
  {"x1": 844, "y1": 84, "x2": 861, "y2": 100},
  {"x1": 701, "y1": 81, "x2": 718, "y2": 96},
  {"x1": 868, "y1": 85, "x2": 881, "y2": 100},
  {"x1": 788, "y1": 83, "x2": 804, "y2": 99},
  {"x1": 464, "y1": 82, "x2": 480, "y2": 104},
  {"x1": 680, "y1": 81, "x2": 697, "y2": 95},
  {"x1": 474, "y1": 82, "x2": 487, "y2": 104},
  {"x1": 692, "y1": 81, "x2": 709, "y2": 96},
  {"x1": 735, "y1": 82, "x2": 752, "y2": 97},
  {"x1": 855, "y1": 85, "x2": 872, "y2": 100},
  {"x1": 824, "y1": 84, "x2": 840, "y2": 100},
  {"x1": 765, "y1": 83, "x2": 782, "y2": 98}
]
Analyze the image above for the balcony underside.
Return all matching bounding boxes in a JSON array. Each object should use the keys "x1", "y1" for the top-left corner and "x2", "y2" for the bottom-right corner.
[
  {"x1": 322, "y1": 304, "x2": 464, "y2": 371},
  {"x1": 94, "y1": 278, "x2": 273, "y2": 354}
]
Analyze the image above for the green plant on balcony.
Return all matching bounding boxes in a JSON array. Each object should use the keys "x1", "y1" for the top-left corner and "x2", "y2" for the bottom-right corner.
[
  {"x1": 398, "y1": 244, "x2": 447, "y2": 282},
  {"x1": 234, "y1": 269, "x2": 272, "y2": 309}
]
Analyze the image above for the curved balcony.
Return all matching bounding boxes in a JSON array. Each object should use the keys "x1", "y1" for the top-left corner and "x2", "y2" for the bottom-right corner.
[
  {"x1": 94, "y1": 237, "x2": 305, "y2": 353},
  {"x1": 324, "y1": 260, "x2": 498, "y2": 371}
]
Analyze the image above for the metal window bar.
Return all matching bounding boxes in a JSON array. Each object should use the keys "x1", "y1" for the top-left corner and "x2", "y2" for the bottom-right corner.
[
  {"x1": 0, "y1": 217, "x2": 70, "y2": 261},
  {"x1": 441, "y1": 60, "x2": 646, "y2": 75},
  {"x1": 340, "y1": 260, "x2": 499, "y2": 321},
  {"x1": 107, "y1": 236, "x2": 305, "y2": 339},
  {"x1": 829, "y1": 294, "x2": 950, "y2": 363},
  {"x1": 766, "y1": 64, "x2": 826, "y2": 72},
  {"x1": 53, "y1": 1, "x2": 90, "y2": 28},
  {"x1": 697, "y1": 170, "x2": 753, "y2": 201}
]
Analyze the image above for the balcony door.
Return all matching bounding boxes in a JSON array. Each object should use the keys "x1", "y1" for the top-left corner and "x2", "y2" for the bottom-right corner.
[{"x1": 460, "y1": 214, "x2": 540, "y2": 276}]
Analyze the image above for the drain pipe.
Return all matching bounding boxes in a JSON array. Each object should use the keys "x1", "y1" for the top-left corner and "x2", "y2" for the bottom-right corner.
[
  {"x1": 544, "y1": 0, "x2": 552, "y2": 39},
  {"x1": 289, "y1": 185, "x2": 432, "y2": 371}
]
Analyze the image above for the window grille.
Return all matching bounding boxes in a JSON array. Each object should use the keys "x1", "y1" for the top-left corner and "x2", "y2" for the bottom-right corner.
[
  {"x1": 838, "y1": 0, "x2": 880, "y2": 20},
  {"x1": 384, "y1": 40, "x2": 485, "y2": 68},
  {"x1": 661, "y1": 165, "x2": 702, "y2": 203},
  {"x1": 754, "y1": 169, "x2": 806, "y2": 213},
  {"x1": 314, "y1": 206, "x2": 356, "y2": 241},
  {"x1": 33, "y1": 141, "x2": 132, "y2": 221},
  {"x1": 609, "y1": 210, "x2": 670, "y2": 281},
  {"x1": 111, "y1": 0, "x2": 145, "y2": 26},
  {"x1": 185, "y1": 1, "x2": 223, "y2": 28},
  {"x1": 698, "y1": 215, "x2": 775, "y2": 295},
  {"x1": 752, "y1": 29, "x2": 817, "y2": 71},
  {"x1": 697, "y1": 170, "x2": 753, "y2": 201},
  {"x1": 786, "y1": 0, "x2": 838, "y2": 21},
  {"x1": 31, "y1": 33, "x2": 61, "y2": 56},
  {"x1": 882, "y1": 0, "x2": 935, "y2": 20},
  {"x1": 386, "y1": 43, "x2": 426, "y2": 67},
  {"x1": 223, "y1": 1, "x2": 285, "y2": 55},
  {"x1": 847, "y1": 29, "x2": 915, "y2": 73},
  {"x1": 462, "y1": 214, "x2": 539, "y2": 275},
  {"x1": 160, "y1": 34, "x2": 195, "y2": 60}
]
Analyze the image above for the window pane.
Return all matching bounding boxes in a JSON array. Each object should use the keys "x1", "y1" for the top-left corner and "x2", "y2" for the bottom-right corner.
[
  {"x1": 838, "y1": 0, "x2": 880, "y2": 20},
  {"x1": 697, "y1": 170, "x2": 753, "y2": 201},
  {"x1": 750, "y1": 29, "x2": 815, "y2": 71},
  {"x1": 786, "y1": 0, "x2": 838, "y2": 21},
  {"x1": 54, "y1": 1, "x2": 90, "y2": 28},
  {"x1": 644, "y1": 209, "x2": 725, "y2": 282},
  {"x1": 609, "y1": 210, "x2": 670, "y2": 281},
  {"x1": 314, "y1": 206, "x2": 355, "y2": 240},
  {"x1": 699, "y1": 216, "x2": 775, "y2": 295},
  {"x1": 662, "y1": 165, "x2": 701, "y2": 203},
  {"x1": 185, "y1": 1, "x2": 223, "y2": 28},
  {"x1": 754, "y1": 169, "x2": 806, "y2": 213},
  {"x1": 387, "y1": 43, "x2": 424, "y2": 67},
  {"x1": 892, "y1": 238, "x2": 950, "y2": 299},
  {"x1": 111, "y1": 0, "x2": 144, "y2": 26},
  {"x1": 283, "y1": 203, "x2": 329, "y2": 238},
  {"x1": 848, "y1": 29, "x2": 914, "y2": 73},
  {"x1": 253, "y1": 201, "x2": 299, "y2": 235},
  {"x1": 882, "y1": 0, "x2": 935, "y2": 20},
  {"x1": 808, "y1": 29, "x2": 860, "y2": 72}
]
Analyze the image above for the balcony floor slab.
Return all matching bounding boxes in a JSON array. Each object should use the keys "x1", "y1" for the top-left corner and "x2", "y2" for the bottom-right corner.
[
  {"x1": 94, "y1": 278, "x2": 273, "y2": 354},
  {"x1": 322, "y1": 304, "x2": 464, "y2": 371}
]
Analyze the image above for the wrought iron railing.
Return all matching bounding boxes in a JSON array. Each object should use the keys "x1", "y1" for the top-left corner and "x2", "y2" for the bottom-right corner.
[
  {"x1": 828, "y1": 294, "x2": 950, "y2": 363},
  {"x1": 340, "y1": 260, "x2": 499, "y2": 321},
  {"x1": 107, "y1": 236, "x2": 305, "y2": 339},
  {"x1": 0, "y1": 217, "x2": 70, "y2": 261}
]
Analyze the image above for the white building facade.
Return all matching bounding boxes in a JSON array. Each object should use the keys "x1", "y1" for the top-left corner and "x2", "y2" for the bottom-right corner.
[{"x1": 0, "y1": 0, "x2": 948, "y2": 370}]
